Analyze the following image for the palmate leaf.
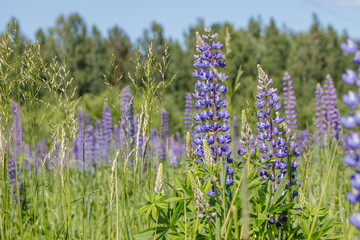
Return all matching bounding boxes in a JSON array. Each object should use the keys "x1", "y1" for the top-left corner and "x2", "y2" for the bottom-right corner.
[
  {"x1": 167, "y1": 232, "x2": 186, "y2": 239},
  {"x1": 170, "y1": 200, "x2": 185, "y2": 227},
  {"x1": 134, "y1": 228, "x2": 156, "y2": 239},
  {"x1": 165, "y1": 197, "x2": 184, "y2": 202},
  {"x1": 269, "y1": 203, "x2": 294, "y2": 214},
  {"x1": 137, "y1": 205, "x2": 151, "y2": 215},
  {"x1": 134, "y1": 227, "x2": 169, "y2": 240},
  {"x1": 271, "y1": 172, "x2": 288, "y2": 208}
]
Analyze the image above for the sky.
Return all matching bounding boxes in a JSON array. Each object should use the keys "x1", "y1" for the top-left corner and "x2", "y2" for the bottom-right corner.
[{"x1": 0, "y1": 0, "x2": 359, "y2": 45}]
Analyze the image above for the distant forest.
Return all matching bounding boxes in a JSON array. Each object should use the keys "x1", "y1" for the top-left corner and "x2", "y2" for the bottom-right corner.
[{"x1": 1, "y1": 13, "x2": 354, "y2": 134}]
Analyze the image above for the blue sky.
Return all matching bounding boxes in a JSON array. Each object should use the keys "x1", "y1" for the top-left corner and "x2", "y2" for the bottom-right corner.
[{"x1": 1, "y1": 0, "x2": 359, "y2": 44}]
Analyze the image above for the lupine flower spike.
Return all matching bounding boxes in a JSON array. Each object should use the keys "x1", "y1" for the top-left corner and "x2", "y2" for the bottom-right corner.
[
  {"x1": 102, "y1": 103, "x2": 113, "y2": 163},
  {"x1": 282, "y1": 72, "x2": 298, "y2": 132},
  {"x1": 256, "y1": 65, "x2": 300, "y2": 227},
  {"x1": 192, "y1": 28, "x2": 233, "y2": 199},
  {"x1": 323, "y1": 74, "x2": 341, "y2": 140},
  {"x1": 340, "y1": 38, "x2": 360, "y2": 233},
  {"x1": 238, "y1": 110, "x2": 255, "y2": 158}
]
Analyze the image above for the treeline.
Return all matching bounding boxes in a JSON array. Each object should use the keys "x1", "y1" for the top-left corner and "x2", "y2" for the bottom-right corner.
[{"x1": 1, "y1": 13, "x2": 353, "y2": 134}]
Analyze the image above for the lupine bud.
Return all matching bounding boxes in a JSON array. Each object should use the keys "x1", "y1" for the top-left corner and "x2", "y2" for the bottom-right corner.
[
  {"x1": 315, "y1": 83, "x2": 328, "y2": 143},
  {"x1": 190, "y1": 176, "x2": 210, "y2": 218},
  {"x1": 186, "y1": 132, "x2": 193, "y2": 158},
  {"x1": 238, "y1": 110, "x2": 255, "y2": 157},
  {"x1": 154, "y1": 163, "x2": 164, "y2": 195},
  {"x1": 203, "y1": 140, "x2": 212, "y2": 166}
]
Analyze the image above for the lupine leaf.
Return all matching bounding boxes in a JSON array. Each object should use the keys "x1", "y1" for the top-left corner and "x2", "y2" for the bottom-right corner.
[{"x1": 271, "y1": 173, "x2": 288, "y2": 207}]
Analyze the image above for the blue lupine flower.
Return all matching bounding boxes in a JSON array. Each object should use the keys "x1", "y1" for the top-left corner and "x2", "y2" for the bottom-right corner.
[
  {"x1": 192, "y1": 28, "x2": 232, "y2": 198},
  {"x1": 342, "y1": 69, "x2": 358, "y2": 85},
  {"x1": 84, "y1": 113, "x2": 93, "y2": 170},
  {"x1": 341, "y1": 39, "x2": 358, "y2": 55},
  {"x1": 93, "y1": 119, "x2": 102, "y2": 167},
  {"x1": 8, "y1": 154, "x2": 23, "y2": 206},
  {"x1": 341, "y1": 38, "x2": 360, "y2": 234},
  {"x1": 255, "y1": 65, "x2": 300, "y2": 227},
  {"x1": 102, "y1": 104, "x2": 112, "y2": 163},
  {"x1": 349, "y1": 212, "x2": 360, "y2": 230},
  {"x1": 354, "y1": 51, "x2": 360, "y2": 65},
  {"x1": 343, "y1": 91, "x2": 360, "y2": 110},
  {"x1": 282, "y1": 72, "x2": 298, "y2": 132},
  {"x1": 323, "y1": 75, "x2": 341, "y2": 140},
  {"x1": 74, "y1": 110, "x2": 84, "y2": 167}
]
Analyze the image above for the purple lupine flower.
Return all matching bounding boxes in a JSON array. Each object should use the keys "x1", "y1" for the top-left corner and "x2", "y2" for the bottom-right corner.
[
  {"x1": 349, "y1": 212, "x2": 360, "y2": 230},
  {"x1": 341, "y1": 39, "x2": 358, "y2": 55},
  {"x1": 93, "y1": 119, "x2": 102, "y2": 167},
  {"x1": 297, "y1": 130, "x2": 309, "y2": 152},
  {"x1": 102, "y1": 103, "x2": 112, "y2": 163},
  {"x1": 282, "y1": 72, "x2": 298, "y2": 132},
  {"x1": 120, "y1": 87, "x2": 135, "y2": 143},
  {"x1": 314, "y1": 83, "x2": 328, "y2": 143},
  {"x1": 169, "y1": 137, "x2": 178, "y2": 167},
  {"x1": 74, "y1": 109, "x2": 91, "y2": 170},
  {"x1": 342, "y1": 69, "x2": 358, "y2": 85},
  {"x1": 168, "y1": 133, "x2": 182, "y2": 167},
  {"x1": 233, "y1": 116, "x2": 238, "y2": 141},
  {"x1": 255, "y1": 65, "x2": 300, "y2": 226},
  {"x1": 184, "y1": 93, "x2": 193, "y2": 134},
  {"x1": 8, "y1": 153, "x2": 23, "y2": 206},
  {"x1": 175, "y1": 132, "x2": 182, "y2": 159},
  {"x1": 354, "y1": 51, "x2": 360, "y2": 65},
  {"x1": 340, "y1": 38, "x2": 360, "y2": 234},
  {"x1": 323, "y1": 74, "x2": 341, "y2": 140},
  {"x1": 74, "y1": 109, "x2": 84, "y2": 166},
  {"x1": 192, "y1": 28, "x2": 233, "y2": 199},
  {"x1": 160, "y1": 109, "x2": 169, "y2": 161},
  {"x1": 83, "y1": 113, "x2": 93, "y2": 170}
]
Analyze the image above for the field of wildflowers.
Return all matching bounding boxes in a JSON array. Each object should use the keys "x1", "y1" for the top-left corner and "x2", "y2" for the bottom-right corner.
[{"x1": 1, "y1": 24, "x2": 360, "y2": 240}]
